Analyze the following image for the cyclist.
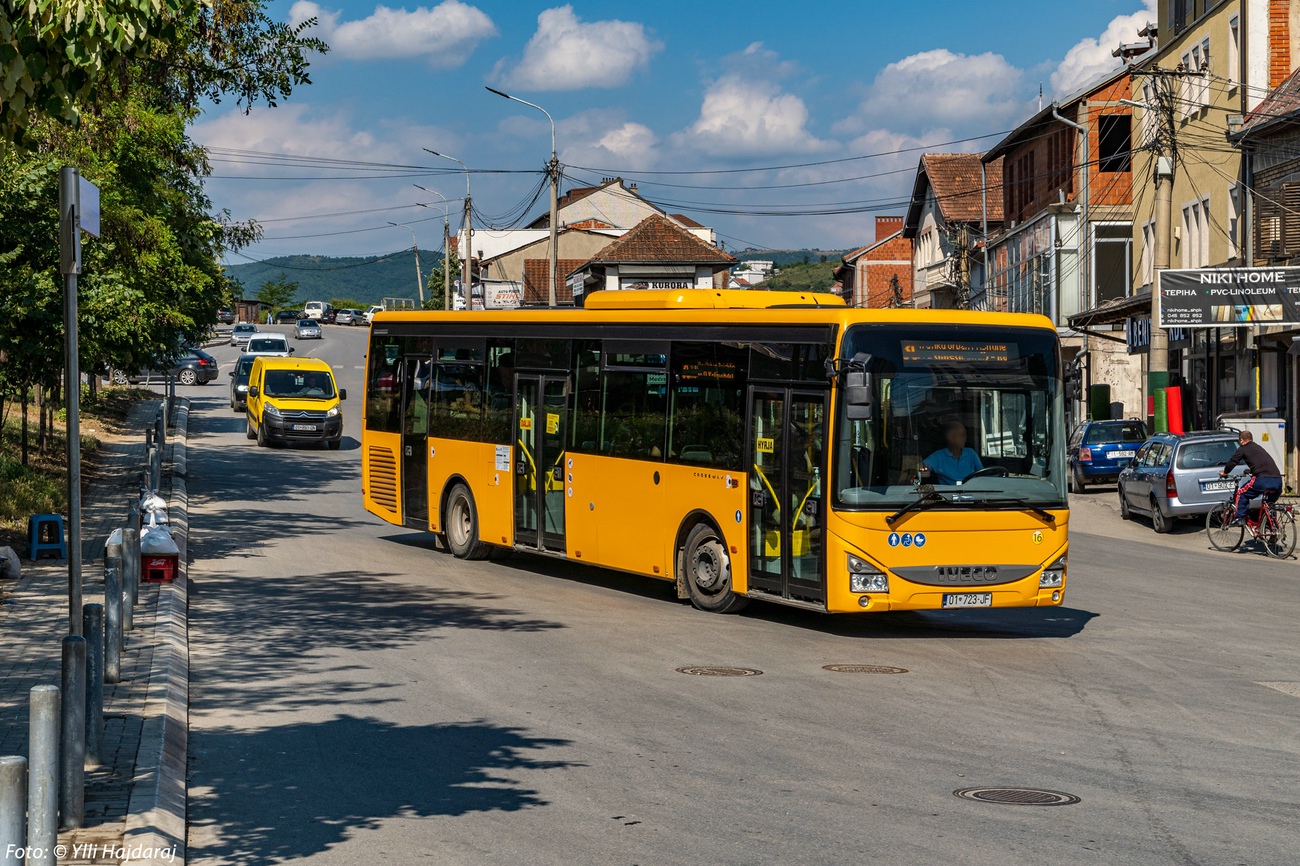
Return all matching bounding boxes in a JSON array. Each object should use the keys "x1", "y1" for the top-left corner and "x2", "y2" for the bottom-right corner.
[{"x1": 1219, "y1": 430, "x2": 1283, "y2": 526}]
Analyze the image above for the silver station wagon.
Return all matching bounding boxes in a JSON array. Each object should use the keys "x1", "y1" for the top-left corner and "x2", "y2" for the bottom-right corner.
[{"x1": 1117, "y1": 431, "x2": 1243, "y2": 532}]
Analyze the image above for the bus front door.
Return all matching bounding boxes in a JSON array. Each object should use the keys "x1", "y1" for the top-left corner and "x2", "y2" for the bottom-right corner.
[
  {"x1": 514, "y1": 375, "x2": 568, "y2": 552},
  {"x1": 401, "y1": 356, "x2": 432, "y2": 529},
  {"x1": 747, "y1": 388, "x2": 826, "y2": 604}
]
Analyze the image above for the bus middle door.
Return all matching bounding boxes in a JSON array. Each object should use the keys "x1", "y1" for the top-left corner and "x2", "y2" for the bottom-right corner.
[
  {"x1": 747, "y1": 387, "x2": 827, "y2": 604},
  {"x1": 401, "y1": 355, "x2": 432, "y2": 529},
  {"x1": 514, "y1": 374, "x2": 568, "y2": 553}
]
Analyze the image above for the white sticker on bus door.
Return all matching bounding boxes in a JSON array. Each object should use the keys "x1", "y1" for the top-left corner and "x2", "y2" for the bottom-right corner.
[{"x1": 495, "y1": 445, "x2": 510, "y2": 471}]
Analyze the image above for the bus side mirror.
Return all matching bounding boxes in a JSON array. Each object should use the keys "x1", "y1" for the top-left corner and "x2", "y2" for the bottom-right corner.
[{"x1": 845, "y1": 370, "x2": 873, "y2": 420}]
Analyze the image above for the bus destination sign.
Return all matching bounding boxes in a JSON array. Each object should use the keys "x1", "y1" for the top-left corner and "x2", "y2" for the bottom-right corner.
[{"x1": 902, "y1": 341, "x2": 1018, "y2": 364}]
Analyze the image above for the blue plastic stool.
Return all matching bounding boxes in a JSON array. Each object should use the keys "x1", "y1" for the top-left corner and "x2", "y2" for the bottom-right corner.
[{"x1": 27, "y1": 514, "x2": 67, "y2": 561}]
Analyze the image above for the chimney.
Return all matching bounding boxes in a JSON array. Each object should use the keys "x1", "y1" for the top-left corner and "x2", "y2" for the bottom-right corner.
[
  {"x1": 875, "y1": 215, "x2": 904, "y2": 240},
  {"x1": 1271, "y1": 0, "x2": 1292, "y2": 88},
  {"x1": 629, "y1": 183, "x2": 638, "y2": 193}
]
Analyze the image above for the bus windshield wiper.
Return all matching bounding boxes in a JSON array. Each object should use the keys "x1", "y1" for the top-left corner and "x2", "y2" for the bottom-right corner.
[
  {"x1": 886, "y1": 492, "x2": 948, "y2": 525},
  {"x1": 969, "y1": 495, "x2": 1057, "y2": 524}
]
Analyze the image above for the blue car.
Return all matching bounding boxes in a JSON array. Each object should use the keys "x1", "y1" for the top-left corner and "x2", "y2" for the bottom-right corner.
[{"x1": 1068, "y1": 419, "x2": 1148, "y2": 492}]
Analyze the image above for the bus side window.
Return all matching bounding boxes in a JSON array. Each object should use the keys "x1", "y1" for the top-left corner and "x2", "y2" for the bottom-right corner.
[
  {"x1": 668, "y1": 341, "x2": 745, "y2": 471},
  {"x1": 365, "y1": 336, "x2": 403, "y2": 433},
  {"x1": 570, "y1": 341, "x2": 601, "y2": 453}
]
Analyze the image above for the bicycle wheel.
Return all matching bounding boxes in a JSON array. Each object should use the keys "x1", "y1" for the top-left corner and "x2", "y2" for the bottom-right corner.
[
  {"x1": 1205, "y1": 502, "x2": 1244, "y2": 551},
  {"x1": 1262, "y1": 509, "x2": 1297, "y2": 559}
]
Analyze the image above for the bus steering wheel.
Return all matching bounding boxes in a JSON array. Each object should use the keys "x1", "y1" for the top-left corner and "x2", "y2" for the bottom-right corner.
[{"x1": 962, "y1": 466, "x2": 1008, "y2": 483}]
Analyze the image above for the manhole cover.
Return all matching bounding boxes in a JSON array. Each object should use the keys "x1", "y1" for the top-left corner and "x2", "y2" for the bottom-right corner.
[
  {"x1": 953, "y1": 787, "x2": 1080, "y2": 806},
  {"x1": 675, "y1": 665, "x2": 763, "y2": 677},
  {"x1": 823, "y1": 664, "x2": 908, "y2": 674}
]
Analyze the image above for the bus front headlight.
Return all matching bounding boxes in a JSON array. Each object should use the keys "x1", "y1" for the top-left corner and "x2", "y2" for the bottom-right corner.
[
  {"x1": 848, "y1": 555, "x2": 889, "y2": 593},
  {"x1": 1039, "y1": 554, "x2": 1066, "y2": 588}
]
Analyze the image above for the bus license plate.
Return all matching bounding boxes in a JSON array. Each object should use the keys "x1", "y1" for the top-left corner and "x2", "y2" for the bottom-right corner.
[
  {"x1": 293, "y1": 424, "x2": 317, "y2": 431},
  {"x1": 1201, "y1": 480, "x2": 1235, "y2": 492},
  {"x1": 943, "y1": 592, "x2": 992, "y2": 609}
]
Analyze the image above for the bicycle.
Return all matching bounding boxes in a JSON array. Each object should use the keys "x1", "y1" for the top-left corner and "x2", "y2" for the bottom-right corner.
[{"x1": 1205, "y1": 475, "x2": 1295, "y2": 558}]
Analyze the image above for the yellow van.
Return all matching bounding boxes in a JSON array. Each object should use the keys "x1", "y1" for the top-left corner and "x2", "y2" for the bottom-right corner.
[{"x1": 245, "y1": 356, "x2": 346, "y2": 449}]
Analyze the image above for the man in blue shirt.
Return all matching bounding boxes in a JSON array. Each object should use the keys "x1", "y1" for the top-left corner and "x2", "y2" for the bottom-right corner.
[{"x1": 923, "y1": 421, "x2": 983, "y2": 485}]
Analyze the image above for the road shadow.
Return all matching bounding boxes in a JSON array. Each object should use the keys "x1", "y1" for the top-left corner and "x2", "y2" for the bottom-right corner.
[
  {"x1": 188, "y1": 715, "x2": 577, "y2": 864},
  {"x1": 188, "y1": 569, "x2": 566, "y2": 713}
]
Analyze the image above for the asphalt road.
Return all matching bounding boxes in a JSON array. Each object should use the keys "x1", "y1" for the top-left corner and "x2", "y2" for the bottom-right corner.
[{"x1": 179, "y1": 323, "x2": 1299, "y2": 866}]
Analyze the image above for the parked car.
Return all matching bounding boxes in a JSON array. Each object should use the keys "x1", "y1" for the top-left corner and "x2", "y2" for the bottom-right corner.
[
  {"x1": 245, "y1": 355, "x2": 346, "y2": 449},
  {"x1": 246, "y1": 334, "x2": 293, "y2": 357},
  {"x1": 303, "y1": 301, "x2": 333, "y2": 321},
  {"x1": 110, "y1": 349, "x2": 219, "y2": 386},
  {"x1": 229, "y1": 353, "x2": 258, "y2": 412},
  {"x1": 335, "y1": 309, "x2": 357, "y2": 326},
  {"x1": 364, "y1": 304, "x2": 384, "y2": 323},
  {"x1": 230, "y1": 323, "x2": 258, "y2": 348},
  {"x1": 1117, "y1": 431, "x2": 1244, "y2": 533},
  {"x1": 1068, "y1": 419, "x2": 1148, "y2": 492},
  {"x1": 320, "y1": 308, "x2": 337, "y2": 324},
  {"x1": 216, "y1": 308, "x2": 235, "y2": 325},
  {"x1": 294, "y1": 318, "x2": 322, "y2": 340},
  {"x1": 275, "y1": 310, "x2": 301, "y2": 324}
]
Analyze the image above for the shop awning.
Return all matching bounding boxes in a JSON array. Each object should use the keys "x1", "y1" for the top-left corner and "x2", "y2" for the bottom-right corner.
[{"x1": 1067, "y1": 291, "x2": 1153, "y2": 329}]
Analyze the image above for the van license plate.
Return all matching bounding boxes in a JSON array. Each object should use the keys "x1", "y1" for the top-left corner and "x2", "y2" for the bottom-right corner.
[
  {"x1": 943, "y1": 592, "x2": 992, "y2": 609},
  {"x1": 292, "y1": 424, "x2": 317, "y2": 431}
]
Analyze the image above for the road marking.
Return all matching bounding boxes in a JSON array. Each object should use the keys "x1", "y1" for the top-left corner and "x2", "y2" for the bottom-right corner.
[
  {"x1": 354, "y1": 365, "x2": 364, "y2": 369},
  {"x1": 1258, "y1": 682, "x2": 1300, "y2": 699}
]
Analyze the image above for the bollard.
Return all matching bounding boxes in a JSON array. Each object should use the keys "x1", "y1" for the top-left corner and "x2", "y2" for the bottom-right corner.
[
  {"x1": 145, "y1": 425, "x2": 153, "y2": 451},
  {"x1": 82, "y1": 605, "x2": 104, "y2": 768},
  {"x1": 146, "y1": 446, "x2": 159, "y2": 491},
  {"x1": 28, "y1": 685, "x2": 59, "y2": 863},
  {"x1": 0, "y1": 755, "x2": 27, "y2": 866},
  {"x1": 59, "y1": 635, "x2": 85, "y2": 829},
  {"x1": 124, "y1": 527, "x2": 140, "y2": 608},
  {"x1": 105, "y1": 560, "x2": 122, "y2": 684}
]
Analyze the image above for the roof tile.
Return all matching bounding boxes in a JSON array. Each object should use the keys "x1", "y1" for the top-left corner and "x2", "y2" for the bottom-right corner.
[{"x1": 586, "y1": 215, "x2": 735, "y2": 265}]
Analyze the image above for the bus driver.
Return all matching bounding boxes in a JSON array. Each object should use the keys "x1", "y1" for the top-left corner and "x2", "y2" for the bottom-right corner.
[{"x1": 922, "y1": 420, "x2": 983, "y2": 485}]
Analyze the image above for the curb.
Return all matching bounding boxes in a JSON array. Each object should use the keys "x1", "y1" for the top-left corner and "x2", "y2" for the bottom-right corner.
[{"x1": 122, "y1": 398, "x2": 189, "y2": 866}]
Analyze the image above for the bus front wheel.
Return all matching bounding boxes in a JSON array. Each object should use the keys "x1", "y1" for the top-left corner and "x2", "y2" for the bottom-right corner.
[
  {"x1": 681, "y1": 523, "x2": 748, "y2": 614},
  {"x1": 445, "y1": 483, "x2": 491, "y2": 560}
]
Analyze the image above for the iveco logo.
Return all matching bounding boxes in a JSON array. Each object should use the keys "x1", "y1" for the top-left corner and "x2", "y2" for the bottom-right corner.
[{"x1": 936, "y1": 566, "x2": 998, "y2": 582}]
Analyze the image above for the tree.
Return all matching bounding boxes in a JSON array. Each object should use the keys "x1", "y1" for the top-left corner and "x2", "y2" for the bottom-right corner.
[
  {"x1": 424, "y1": 258, "x2": 460, "y2": 311},
  {"x1": 329, "y1": 297, "x2": 366, "y2": 311},
  {"x1": 256, "y1": 273, "x2": 299, "y2": 313}
]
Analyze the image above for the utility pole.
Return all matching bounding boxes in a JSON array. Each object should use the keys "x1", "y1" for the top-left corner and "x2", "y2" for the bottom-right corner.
[
  {"x1": 426, "y1": 150, "x2": 472, "y2": 310},
  {"x1": 486, "y1": 87, "x2": 559, "y2": 307},
  {"x1": 889, "y1": 273, "x2": 903, "y2": 308},
  {"x1": 387, "y1": 222, "x2": 423, "y2": 305}
]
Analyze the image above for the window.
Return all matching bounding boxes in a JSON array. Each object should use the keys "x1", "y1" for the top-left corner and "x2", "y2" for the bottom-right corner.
[
  {"x1": 1181, "y1": 196, "x2": 1211, "y2": 269},
  {"x1": 365, "y1": 334, "x2": 403, "y2": 433},
  {"x1": 1180, "y1": 51, "x2": 1193, "y2": 118},
  {"x1": 430, "y1": 359, "x2": 483, "y2": 441},
  {"x1": 483, "y1": 340, "x2": 515, "y2": 445},
  {"x1": 1094, "y1": 223, "x2": 1132, "y2": 305},
  {"x1": 1228, "y1": 183, "x2": 1241, "y2": 260},
  {"x1": 1140, "y1": 219, "x2": 1156, "y2": 287},
  {"x1": 1228, "y1": 17, "x2": 1240, "y2": 88},
  {"x1": 667, "y1": 342, "x2": 746, "y2": 471},
  {"x1": 600, "y1": 343, "x2": 668, "y2": 459},
  {"x1": 1097, "y1": 115, "x2": 1131, "y2": 173}
]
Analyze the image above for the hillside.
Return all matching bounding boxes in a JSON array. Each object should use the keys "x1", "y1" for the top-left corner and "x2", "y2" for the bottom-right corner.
[
  {"x1": 733, "y1": 249, "x2": 848, "y2": 267},
  {"x1": 759, "y1": 259, "x2": 841, "y2": 294},
  {"x1": 224, "y1": 252, "x2": 426, "y2": 307}
]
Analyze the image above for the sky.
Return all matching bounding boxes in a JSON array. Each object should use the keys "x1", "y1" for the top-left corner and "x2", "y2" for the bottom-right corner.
[{"x1": 194, "y1": 0, "x2": 1158, "y2": 264}]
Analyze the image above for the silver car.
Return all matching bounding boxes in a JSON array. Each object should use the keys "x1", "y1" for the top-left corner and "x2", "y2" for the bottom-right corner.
[
  {"x1": 230, "y1": 323, "x2": 258, "y2": 348},
  {"x1": 294, "y1": 318, "x2": 322, "y2": 340},
  {"x1": 1118, "y1": 432, "x2": 1243, "y2": 532}
]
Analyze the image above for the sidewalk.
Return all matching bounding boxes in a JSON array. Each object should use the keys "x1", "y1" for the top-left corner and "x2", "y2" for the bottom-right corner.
[{"x1": 0, "y1": 398, "x2": 189, "y2": 865}]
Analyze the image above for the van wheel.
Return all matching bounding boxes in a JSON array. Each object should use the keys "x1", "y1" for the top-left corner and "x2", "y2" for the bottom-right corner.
[
  {"x1": 1150, "y1": 497, "x2": 1171, "y2": 533},
  {"x1": 445, "y1": 483, "x2": 491, "y2": 560},
  {"x1": 246, "y1": 418, "x2": 256, "y2": 440},
  {"x1": 680, "y1": 523, "x2": 748, "y2": 614},
  {"x1": 256, "y1": 421, "x2": 269, "y2": 448}
]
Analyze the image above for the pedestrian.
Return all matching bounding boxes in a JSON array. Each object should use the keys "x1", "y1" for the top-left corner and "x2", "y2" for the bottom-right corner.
[{"x1": 1219, "y1": 430, "x2": 1283, "y2": 526}]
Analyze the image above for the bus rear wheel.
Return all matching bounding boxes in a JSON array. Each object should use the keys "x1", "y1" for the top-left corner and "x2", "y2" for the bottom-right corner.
[
  {"x1": 681, "y1": 523, "x2": 748, "y2": 614},
  {"x1": 445, "y1": 483, "x2": 491, "y2": 560}
]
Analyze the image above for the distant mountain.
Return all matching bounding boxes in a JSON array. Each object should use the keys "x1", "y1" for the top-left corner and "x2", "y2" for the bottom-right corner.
[
  {"x1": 224, "y1": 252, "x2": 427, "y2": 308},
  {"x1": 732, "y1": 249, "x2": 849, "y2": 267}
]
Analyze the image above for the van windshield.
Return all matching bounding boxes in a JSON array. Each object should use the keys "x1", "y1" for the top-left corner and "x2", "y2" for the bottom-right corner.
[{"x1": 263, "y1": 370, "x2": 336, "y2": 399}]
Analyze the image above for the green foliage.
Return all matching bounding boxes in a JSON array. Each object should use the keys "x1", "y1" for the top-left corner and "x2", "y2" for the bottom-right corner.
[
  {"x1": 734, "y1": 249, "x2": 848, "y2": 268},
  {"x1": 423, "y1": 257, "x2": 459, "y2": 310},
  {"x1": 224, "y1": 253, "x2": 424, "y2": 309},
  {"x1": 329, "y1": 297, "x2": 366, "y2": 311},
  {"x1": 255, "y1": 272, "x2": 299, "y2": 312},
  {"x1": 761, "y1": 260, "x2": 841, "y2": 294}
]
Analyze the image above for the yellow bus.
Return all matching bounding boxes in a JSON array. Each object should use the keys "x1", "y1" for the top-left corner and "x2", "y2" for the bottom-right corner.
[{"x1": 361, "y1": 290, "x2": 1068, "y2": 615}]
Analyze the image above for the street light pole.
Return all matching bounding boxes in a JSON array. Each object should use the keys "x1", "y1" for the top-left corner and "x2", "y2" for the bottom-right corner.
[
  {"x1": 486, "y1": 87, "x2": 559, "y2": 307},
  {"x1": 387, "y1": 222, "x2": 423, "y2": 305},
  {"x1": 425, "y1": 149, "x2": 472, "y2": 310},
  {"x1": 414, "y1": 186, "x2": 452, "y2": 311}
]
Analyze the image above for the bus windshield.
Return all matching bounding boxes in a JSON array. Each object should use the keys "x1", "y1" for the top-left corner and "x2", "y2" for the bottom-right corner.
[{"x1": 833, "y1": 324, "x2": 1065, "y2": 510}]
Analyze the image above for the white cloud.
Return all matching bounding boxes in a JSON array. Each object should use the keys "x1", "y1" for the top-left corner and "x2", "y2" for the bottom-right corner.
[
  {"x1": 555, "y1": 111, "x2": 660, "y2": 169},
  {"x1": 289, "y1": 0, "x2": 496, "y2": 64},
  {"x1": 839, "y1": 49, "x2": 1026, "y2": 137},
  {"x1": 495, "y1": 6, "x2": 662, "y2": 90},
  {"x1": 1051, "y1": 1, "x2": 1156, "y2": 95},
  {"x1": 675, "y1": 53, "x2": 831, "y2": 158}
]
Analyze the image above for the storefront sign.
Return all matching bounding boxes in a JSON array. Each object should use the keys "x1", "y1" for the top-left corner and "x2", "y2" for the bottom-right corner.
[
  {"x1": 1159, "y1": 267, "x2": 1300, "y2": 327},
  {"x1": 1126, "y1": 315, "x2": 1191, "y2": 355},
  {"x1": 618, "y1": 277, "x2": 694, "y2": 291},
  {"x1": 483, "y1": 282, "x2": 522, "y2": 310}
]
